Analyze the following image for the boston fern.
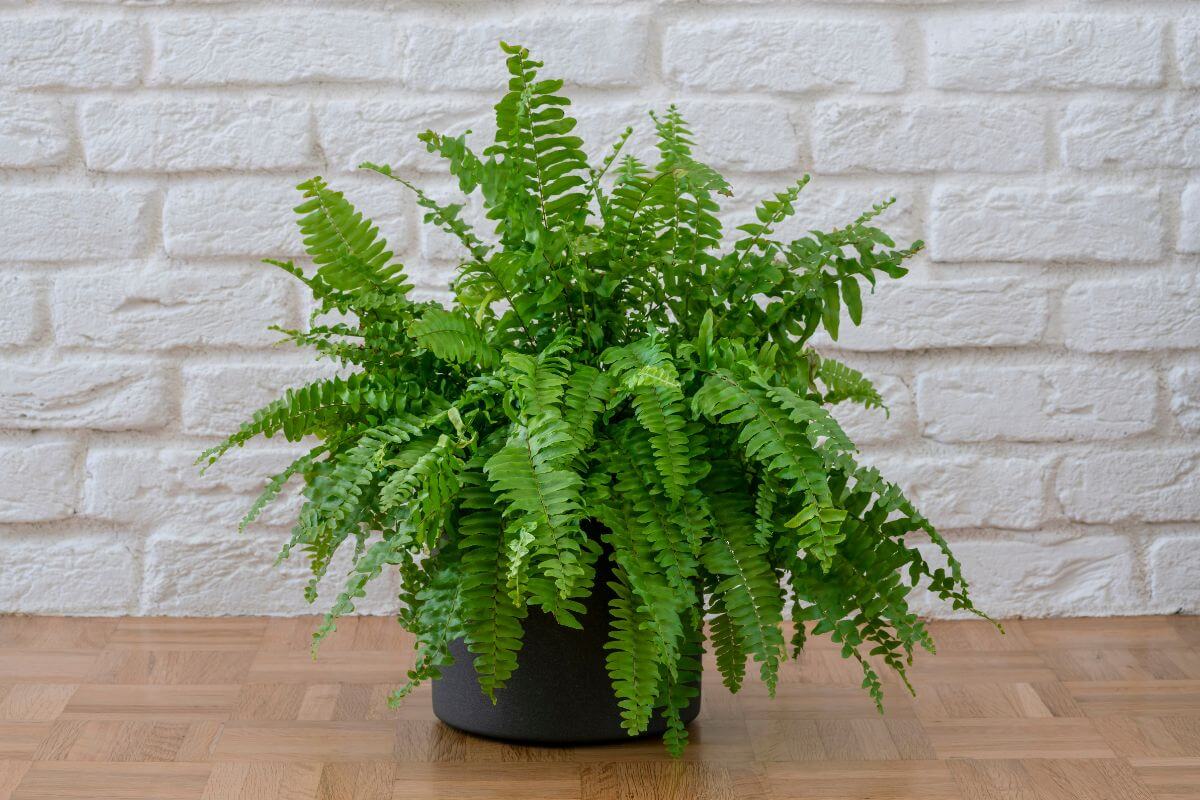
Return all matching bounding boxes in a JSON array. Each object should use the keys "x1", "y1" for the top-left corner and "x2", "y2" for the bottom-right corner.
[{"x1": 201, "y1": 43, "x2": 986, "y2": 755}]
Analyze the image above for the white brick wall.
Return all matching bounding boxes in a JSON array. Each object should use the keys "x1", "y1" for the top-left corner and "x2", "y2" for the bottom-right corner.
[{"x1": 0, "y1": 0, "x2": 1196, "y2": 618}]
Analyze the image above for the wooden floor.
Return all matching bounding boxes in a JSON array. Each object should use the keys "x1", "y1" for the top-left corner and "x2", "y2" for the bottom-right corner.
[{"x1": 0, "y1": 617, "x2": 1198, "y2": 800}]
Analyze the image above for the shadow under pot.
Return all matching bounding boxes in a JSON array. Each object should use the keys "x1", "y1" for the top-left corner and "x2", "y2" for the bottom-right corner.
[{"x1": 431, "y1": 528, "x2": 702, "y2": 745}]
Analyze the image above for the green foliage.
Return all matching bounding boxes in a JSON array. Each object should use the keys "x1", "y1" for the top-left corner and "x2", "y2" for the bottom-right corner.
[{"x1": 202, "y1": 43, "x2": 989, "y2": 756}]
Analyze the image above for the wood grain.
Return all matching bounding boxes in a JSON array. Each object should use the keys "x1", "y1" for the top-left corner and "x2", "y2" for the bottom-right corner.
[{"x1": 0, "y1": 615, "x2": 1194, "y2": 798}]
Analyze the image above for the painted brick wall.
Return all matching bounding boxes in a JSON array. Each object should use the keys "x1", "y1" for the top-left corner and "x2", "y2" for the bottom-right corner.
[{"x1": 1, "y1": 0, "x2": 1196, "y2": 617}]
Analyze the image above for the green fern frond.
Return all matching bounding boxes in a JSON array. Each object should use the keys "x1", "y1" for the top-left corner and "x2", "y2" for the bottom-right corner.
[
  {"x1": 313, "y1": 528, "x2": 410, "y2": 651},
  {"x1": 416, "y1": 131, "x2": 487, "y2": 195},
  {"x1": 458, "y1": 481, "x2": 528, "y2": 701},
  {"x1": 238, "y1": 443, "x2": 326, "y2": 533},
  {"x1": 817, "y1": 357, "x2": 885, "y2": 411},
  {"x1": 602, "y1": 427, "x2": 699, "y2": 594},
  {"x1": 708, "y1": 596, "x2": 746, "y2": 693},
  {"x1": 604, "y1": 337, "x2": 694, "y2": 502},
  {"x1": 660, "y1": 623, "x2": 703, "y2": 756},
  {"x1": 199, "y1": 374, "x2": 405, "y2": 465},
  {"x1": 502, "y1": 349, "x2": 571, "y2": 417},
  {"x1": 295, "y1": 176, "x2": 413, "y2": 298},
  {"x1": 409, "y1": 306, "x2": 498, "y2": 369},
  {"x1": 784, "y1": 501, "x2": 848, "y2": 572},
  {"x1": 765, "y1": 384, "x2": 854, "y2": 454},
  {"x1": 731, "y1": 177, "x2": 811, "y2": 259},
  {"x1": 378, "y1": 433, "x2": 464, "y2": 548},
  {"x1": 702, "y1": 492, "x2": 786, "y2": 694},
  {"x1": 604, "y1": 568, "x2": 662, "y2": 735},
  {"x1": 588, "y1": 126, "x2": 633, "y2": 214},
  {"x1": 693, "y1": 368, "x2": 831, "y2": 505},
  {"x1": 492, "y1": 42, "x2": 591, "y2": 235},
  {"x1": 562, "y1": 364, "x2": 614, "y2": 456},
  {"x1": 484, "y1": 413, "x2": 587, "y2": 613},
  {"x1": 391, "y1": 543, "x2": 466, "y2": 703}
]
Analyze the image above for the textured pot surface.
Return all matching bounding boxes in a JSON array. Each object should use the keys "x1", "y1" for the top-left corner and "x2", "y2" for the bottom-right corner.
[{"x1": 431, "y1": 545, "x2": 702, "y2": 745}]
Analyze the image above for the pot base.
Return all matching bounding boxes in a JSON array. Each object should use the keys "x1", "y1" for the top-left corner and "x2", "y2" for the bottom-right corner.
[
  {"x1": 432, "y1": 637, "x2": 701, "y2": 746},
  {"x1": 430, "y1": 536, "x2": 701, "y2": 745}
]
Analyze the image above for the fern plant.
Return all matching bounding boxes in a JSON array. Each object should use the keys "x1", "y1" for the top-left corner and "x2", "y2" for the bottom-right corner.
[{"x1": 201, "y1": 43, "x2": 988, "y2": 755}]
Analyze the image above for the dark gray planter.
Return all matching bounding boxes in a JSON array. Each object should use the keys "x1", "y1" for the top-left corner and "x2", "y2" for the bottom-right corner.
[{"x1": 431, "y1": 542, "x2": 702, "y2": 745}]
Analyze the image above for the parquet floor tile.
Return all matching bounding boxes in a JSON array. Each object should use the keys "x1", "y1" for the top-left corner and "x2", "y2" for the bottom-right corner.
[{"x1": 0, "y1": 615, "x2": 1194, "y2": 798}]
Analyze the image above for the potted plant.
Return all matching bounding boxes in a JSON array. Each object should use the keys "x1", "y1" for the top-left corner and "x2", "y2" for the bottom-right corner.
[{"x1": 200, "y1": 43, "x2": 988, "y2": 755}]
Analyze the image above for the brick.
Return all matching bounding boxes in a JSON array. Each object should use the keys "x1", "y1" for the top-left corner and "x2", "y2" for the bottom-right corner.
[
  {"x1": 404, "y1": 14, "x2": 650, "y2": 90},
  {"x1": 1063, "y1": 277, "x2": 1200, "y2": 352},
  {"x1": 0, "y1": 94, "x2": 69, "y2": 167},
  {"x1": 163, "y1": 175, "x2": 411, "y2": 259},
  {"x1": 569, "y1": 101, "x2": 654, "y2": 166},
  {"x1": 0, "y1": 273, "x2": 40, "y2": 347},
  {"x1": 151, "y1": 13, "x2": 398, "y2": 86},
  {"x1": 917, "y1": 366, "x2": 1156, "y2": 442},
  {"x1": 821, "y1": 280, "x2": 1048, "y2": 351},
  {"x1": 0, "y1": 359, "x2": 171, "y2": 430},
  {"x1": 831, "y1": 374, "x2": 915, "y2": 447},
  {"x1": 181, "y1": 362, "x2": 340, "y2": 437},
  {"x1": 930, "y1": 181, "x2": 1162, "y2": 263},
  {"x1": 0, "y1": 442, "x2": 80, "y2": 522},
  {"x1": 0, "y1": 531, "x2": 139, "y2": 614},
  {"x1": 52, "y1": 268, "x2": 294, "y2": 350},
  {"x1": 927, "y1": 15, "x2": 1163, "y2": 91},
  {"x1": 0, "y1": 189, "x2": 152, "y2": 262},
  {"x1": 1062, "y1": 97, "x2": 1200, "y2": 169},
  {"x1": 84, "y1": 446, "x2": 303, "y2": 528},
  {"x1": 868, "y1": 454, "x2": 1047, "y2": 530},
  {"x1": 164, "y1": 178, "x2": 306, "y2": 259},
  {"x1": 1057, "y1": 450, "x2": 1200, "y2": 523},
  {"x1": 0, "y1": 18, "x2": 142, "y2": 88},
  {"x1": 683, "y1": 101, "x2": 800, "y2": 172},
  {"x1": 1168, "y1": 367, "x2": 1200, "y2": 434},
  {"x1": 1180, "y1": 182, "x2": 1200, "y2": 254},
  {"x1": 812, "y1": 100, "x2": 1045, "y2": 173},
  {"x1": 1179, "y1": 17, "x2": 1200, "y2": 88},
  {"x1": 317, "y1": 99, "x2": 488, "y2": 173},
  {"x1": 663, "y1": 19, "x2": 903, "y2": 93},
  {"x1": 1148, "y1": 537, "x2": 1200, "y2": 614},
  {"x1": 142, "y1": 525, "x2": 400, "y2": 615},
  {"x1": 912, "y1": 537, "x2": 1139, "y2": 618},
  {"x1": 80, "y1": 98, "x2": 311, "y2": 172}
]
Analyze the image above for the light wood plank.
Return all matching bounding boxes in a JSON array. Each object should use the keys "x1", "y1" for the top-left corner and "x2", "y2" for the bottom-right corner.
[
  {"x1": 764, "y1": 761, "x2": 960, "y2": 800},
  {"x1": 946, "y1": 759, "x2": 1155, "y2": 800},
  {"x1": 12, "y1": 762, "x2": 211, "y2": 800},
  {"x1": 1066, "y1": 680, "x2": 1200, "y2": 717},
  {"x1": 924, "y1": 719, "x2": 1115, "y2": 759},
  {"x1": 0, "y1": 761, "x2": 30, "y2": 800},
  {"x1": 108, "y1": 620, "x2": 266, "y2": 651},
  {"x1": 0, "y1": 654, "x2": 97, "y2": 684},
  {"x1": 212, "y1": 721, "x2": 397, "y2": 762},
  {"x1": 581, "y1": 761, "x2": 767, "y2": 800},
  {"x1": 390, "y1": 763, "x2": 582, "y2": 800},
  {"x1": 0, "y1": 726, "x2": 50, "y2": 761},
  {"x1": 62, "y1": 685, "x2": 239, "y2": 720},
  {"x1": 246, "y1": 652, "x2": 410, "y2": 684},
  {"x1": 1129, "y1": 757, "x2": 1200, "y2": 800},
  {"x1": 0, "y1": 687, "x2": 76, "y2": 722}
]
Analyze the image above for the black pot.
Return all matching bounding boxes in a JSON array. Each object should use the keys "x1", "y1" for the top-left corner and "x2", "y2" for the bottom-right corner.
[{"x1": 431, "y1": 540, "x2": 702, "y2": 745}]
